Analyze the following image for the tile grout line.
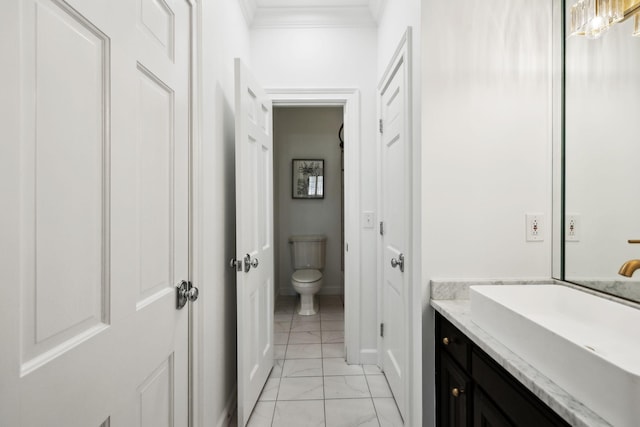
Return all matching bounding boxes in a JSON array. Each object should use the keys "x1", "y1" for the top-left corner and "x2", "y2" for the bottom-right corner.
[
  {"x1": 320, "y1": 302, "x2": 328, "y2": 427},
  {"x1": 271, "y1": 296, "x2": 389, "y2": 427},
  {"x1": 270, "y1": 299, "x2": 294, "y2": 426},
  {"x1": 364, "y1": 374, "x2": 382, "y2": 427}
]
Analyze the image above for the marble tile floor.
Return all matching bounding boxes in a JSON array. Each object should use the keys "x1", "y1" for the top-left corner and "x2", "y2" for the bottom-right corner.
[{"x1": 244, "y1": 295, "x2": 404, "y2": 427}]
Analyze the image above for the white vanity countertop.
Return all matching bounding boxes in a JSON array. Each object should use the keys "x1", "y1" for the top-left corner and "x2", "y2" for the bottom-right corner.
[{"x1": 430, "y1": 280, "x2": 612, "y2": 427}]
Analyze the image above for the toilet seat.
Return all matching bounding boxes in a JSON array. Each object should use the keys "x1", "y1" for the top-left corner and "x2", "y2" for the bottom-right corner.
[{"x1": 292, "y1": 269, "x2": 322, "y2": 284}]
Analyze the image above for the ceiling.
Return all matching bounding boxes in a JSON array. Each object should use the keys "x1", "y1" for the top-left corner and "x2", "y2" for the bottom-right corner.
[
  {"x1": 239, "y1": 0, "x2": 385, "y2": 28},
  {"x1": 254, "y1": 0, "x2": 371, "y2": 7}
]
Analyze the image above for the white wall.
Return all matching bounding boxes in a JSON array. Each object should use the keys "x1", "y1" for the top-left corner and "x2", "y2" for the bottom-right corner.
[
  {"x1": 376, "y1": 1, "x2": 422, "y2": 425},
  {"x1": 195, "y1": 1, "x2": 251, "y2": 425},
  {"x1": 274, "y1": 107, "x2": 344, "y2": 296},
  {"x1": 0, "y1": 1, "x2": 21, "y2": 425},
  {"x1": 421, "y1": 1, "x2": 553, "y2": 426},
  {"x1": 250, "y1": 26, "x2": 380, "y2": 355}
]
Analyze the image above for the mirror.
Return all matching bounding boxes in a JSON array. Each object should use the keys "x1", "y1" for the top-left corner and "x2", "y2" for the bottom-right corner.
[{"x1": 562, "y1": 0, "x2": 640, "y2": 302}]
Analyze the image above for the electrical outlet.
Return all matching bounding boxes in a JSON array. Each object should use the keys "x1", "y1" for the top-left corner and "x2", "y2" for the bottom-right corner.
[
  {"x1": 363, "y1": 211, "x2": 375, "y2": 229},
  {"x1": 526, "y1": 214, "x2": 544, "y2": 242},
  {"x1": 566, "y1": 214, "x2": 580, "y2": 242}
]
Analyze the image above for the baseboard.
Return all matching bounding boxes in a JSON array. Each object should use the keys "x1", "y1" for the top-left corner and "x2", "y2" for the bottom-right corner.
[
  {"x1": 215, "y1": 386, "x2": 237, "y2": 427},
  {"x1": 359, "y1": 349, "x2": 378, "y2": 365}
]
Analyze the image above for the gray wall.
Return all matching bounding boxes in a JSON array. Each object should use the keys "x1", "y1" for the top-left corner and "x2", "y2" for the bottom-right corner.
[{"x1": 274, "y1": 107, "x2": 344, "y2": 295}]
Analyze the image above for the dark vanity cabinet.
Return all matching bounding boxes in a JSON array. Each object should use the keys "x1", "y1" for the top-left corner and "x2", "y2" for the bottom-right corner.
[{"x1": 435, "y1": 313, "x2": 570, "y2": 427}]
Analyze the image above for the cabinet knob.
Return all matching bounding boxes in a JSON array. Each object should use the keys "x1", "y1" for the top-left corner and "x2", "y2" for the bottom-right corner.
[
  {"x1": 442, "y1": 337, "x2": 450, "y2": 346},
  {"x1": 451, "y1": 387, "x2": 464, "y2": 398}
]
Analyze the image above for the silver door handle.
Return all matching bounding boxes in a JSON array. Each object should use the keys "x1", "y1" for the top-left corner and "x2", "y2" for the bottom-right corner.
[
  {"x1": 391, "y1": 253, "x2": 405, "y2": 273},
  {"x1": 230, "y1": 258, "x2": 242, "y2": 271},
  {"x1": 176, "y1": 280, "x2": 199, "y2": 309},
  {"x1": 242, "y1": 254, "x2": 259, "y2": 272}
]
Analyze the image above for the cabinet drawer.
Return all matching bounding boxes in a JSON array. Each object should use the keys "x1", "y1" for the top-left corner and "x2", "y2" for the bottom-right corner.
[
  {"x1": 437, "y1": 315, "x2": 471, "y2": 370},
  {"x1": 472, "y1": 349, "x2": 570, "y2": 427}
]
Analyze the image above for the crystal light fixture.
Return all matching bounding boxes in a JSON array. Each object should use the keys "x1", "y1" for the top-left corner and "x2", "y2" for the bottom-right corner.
[
  {"x1": 570, "y1": 0, "x2": 588, "y2": 36},
  {"x1": 570, "y1": 0, "x2": 624, "y2": 38}
]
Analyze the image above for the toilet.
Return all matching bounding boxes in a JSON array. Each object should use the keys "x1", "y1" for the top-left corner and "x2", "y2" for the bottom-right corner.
[{"x1": 289, "y1": 235, "x2": 327, "y2": 315}]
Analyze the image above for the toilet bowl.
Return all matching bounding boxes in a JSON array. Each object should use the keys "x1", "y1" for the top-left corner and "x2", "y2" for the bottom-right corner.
[
  {"x1": 291, "y1": 269, "x2": 324, "y2": 315},
  {"x1": 289, "y1": 235, "x2": 327, "y2": 315}
]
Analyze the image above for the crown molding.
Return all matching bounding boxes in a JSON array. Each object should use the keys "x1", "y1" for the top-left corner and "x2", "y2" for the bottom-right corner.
[
  {"x1": 368, "y1": 0, "x2": 386, "y2": 20},
  {"x1": 238, "y1": 0, "x2": 258, "y2": 26},
  {"x1": 247, "y1": 5, "x2": 377, "y2": 28}
]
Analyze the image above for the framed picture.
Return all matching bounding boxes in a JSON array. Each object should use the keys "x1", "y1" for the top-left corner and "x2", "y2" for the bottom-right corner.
[{"x1": 292, "y1": 159, "x2": 324, "y2": 199}]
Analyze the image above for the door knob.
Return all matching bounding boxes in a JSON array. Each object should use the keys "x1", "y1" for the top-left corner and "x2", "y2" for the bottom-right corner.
[
  {"x1": 230, "y1": 258, "x2": 242, "y2": 271},
  {"x1": 243, "y1": 254, "x2": 251, "y2": 273},
  {"x1": 185, "y1": 286, "x2": 199, "y2": 302},
  {"x1": 176, "y1": 280, "x2": 199, "y2": 309},
  {"x1": 451, "y1": 387, "x2": 464, "y2": 398},
  {"x1": 391, "y1": 253, "x2": 405, "y2": 272},
  {"x1": 242, "y1": 254, "x2": 258, "y2": 271}
]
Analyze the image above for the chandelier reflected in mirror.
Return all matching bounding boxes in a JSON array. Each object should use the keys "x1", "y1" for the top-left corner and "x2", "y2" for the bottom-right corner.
[{"x1": 570, "y1": 0, "x2": 640, "y2": 38}]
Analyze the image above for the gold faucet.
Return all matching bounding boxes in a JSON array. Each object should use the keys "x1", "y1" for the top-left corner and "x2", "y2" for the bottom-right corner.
[{"x1": 618, "y1": 259, "x2": 640, "y2": 277}]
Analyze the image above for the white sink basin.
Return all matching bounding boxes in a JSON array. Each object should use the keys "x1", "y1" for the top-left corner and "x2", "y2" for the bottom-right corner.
[{"x1": 470, "y1": 285, "x2": 640, "y2": 427}]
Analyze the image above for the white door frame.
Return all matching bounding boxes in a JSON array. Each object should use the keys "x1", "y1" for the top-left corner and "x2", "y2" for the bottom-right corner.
[
  {"x1": 266, "y1": 88, "x2": 361, "y2": 364},
  {"x1": 377, "y1": 27, "x2": 417, "y2": 425},
  {"x1": 186, "y1": 2, "x2": 210, "y2": 427}
]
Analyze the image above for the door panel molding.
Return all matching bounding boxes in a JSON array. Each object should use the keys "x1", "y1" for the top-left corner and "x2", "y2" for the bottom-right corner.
[{"x1": 21, "y1": 0, "x2": 112, "y2": 374}]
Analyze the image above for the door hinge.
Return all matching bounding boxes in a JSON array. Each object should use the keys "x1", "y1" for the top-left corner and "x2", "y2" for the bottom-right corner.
[
  {"x1": 379, "y1": 119, "x2": 383, "y2": 134},
  {"x1": 379, "y1": 221, "x2": 384, "y2": 236},
  {"x1": 380, "y1": 323, "x2": 384, "y2": 337}
]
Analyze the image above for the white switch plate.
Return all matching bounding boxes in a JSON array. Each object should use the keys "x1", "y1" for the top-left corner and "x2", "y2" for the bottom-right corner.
[
  {"x1": 526, "y1": 213, "x2": 544, "y2": 242},
  {"x1": 363, "y1": 211, "x2": 375, "y2": 229},
  {"x1": 566, "y1": 214, "x2": 580, "y2": 242}
]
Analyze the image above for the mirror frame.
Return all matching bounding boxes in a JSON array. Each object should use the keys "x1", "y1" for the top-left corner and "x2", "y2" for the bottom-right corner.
[
  {"x1": 553, "y1": 0, "x2": 640, "y2": 303},
  {"x1": 552, "y1": 0, "x2": 564, "y2": 281}
]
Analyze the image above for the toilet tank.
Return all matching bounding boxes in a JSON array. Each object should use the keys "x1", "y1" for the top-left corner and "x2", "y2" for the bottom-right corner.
[{"x1": 289, "y1": 235, "x2": 327, "y2": 270}]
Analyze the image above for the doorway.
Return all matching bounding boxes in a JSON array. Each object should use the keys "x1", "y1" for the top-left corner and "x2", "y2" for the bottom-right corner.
[
  {"x1": 246, "y1": 106, "x2": 404, "y2": 425},
  {"x1": 266, "y1": 89, "x2": 363, "y2": 365},
  {"x1": 273, "y1": 106, "x2": 345, "y2": 301}
]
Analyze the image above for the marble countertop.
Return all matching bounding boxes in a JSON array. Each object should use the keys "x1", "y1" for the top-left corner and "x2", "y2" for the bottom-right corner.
[{"x1": 430, "y1": 280, "x2": 612, "y2": 427}]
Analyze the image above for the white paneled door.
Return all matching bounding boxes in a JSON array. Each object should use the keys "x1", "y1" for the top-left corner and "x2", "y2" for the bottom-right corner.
[
  {"x1": 234, "y1": 58, "x2": 275, "y2": 427},
  {"x1": 379, "y1": 32, "x2": 412, "y2": 423},
  {"x1": 1, "y1": 0, "x2": 192, "y2": 425}
]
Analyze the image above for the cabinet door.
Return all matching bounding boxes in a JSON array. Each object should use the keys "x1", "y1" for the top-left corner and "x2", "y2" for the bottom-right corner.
[
  {"x1": 438, "y1": 352, "x2": 472, "y2": 427},
  {"x1": 474, "y1": 389, "x2": 514, "y2": 427}
]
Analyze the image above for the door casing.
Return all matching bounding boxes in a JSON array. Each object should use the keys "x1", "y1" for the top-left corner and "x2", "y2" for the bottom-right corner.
[{"x1": 267, "y1": 88, "x2": 362, "y2": 365}]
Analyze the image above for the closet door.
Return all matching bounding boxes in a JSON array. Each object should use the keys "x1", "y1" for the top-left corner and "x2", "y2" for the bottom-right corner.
[{"x1": 1, "y1": 0, "x2": 193, "y2": 424}]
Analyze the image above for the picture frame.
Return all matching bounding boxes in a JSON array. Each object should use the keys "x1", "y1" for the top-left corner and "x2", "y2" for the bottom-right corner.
[{"x1": 292, "y1": 159, "x2": 324, "y2": 199}]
